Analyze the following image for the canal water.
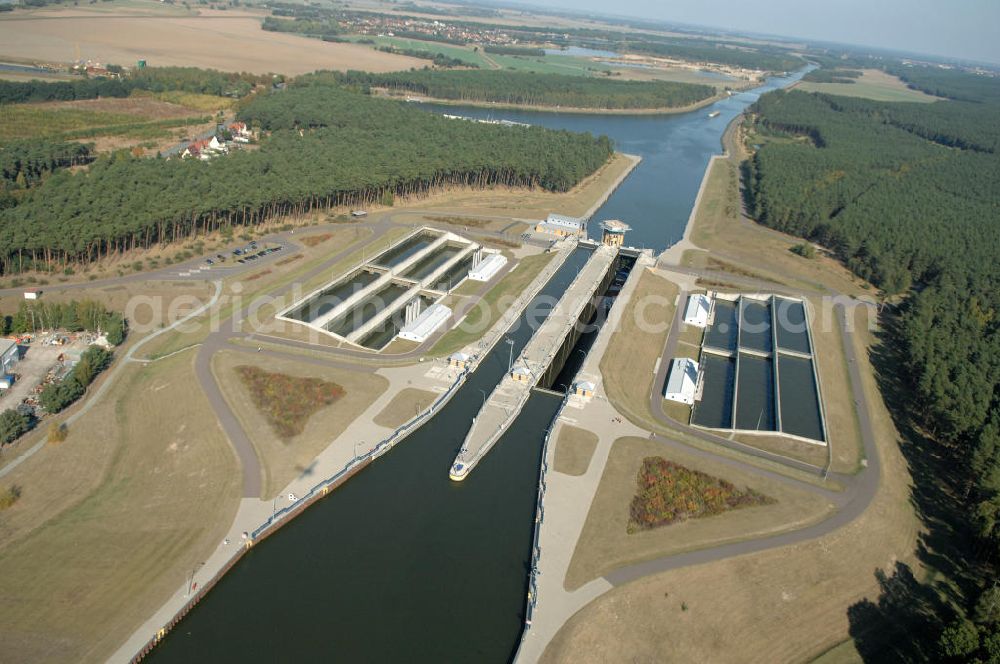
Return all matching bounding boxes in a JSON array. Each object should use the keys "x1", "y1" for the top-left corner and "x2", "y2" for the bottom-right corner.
[
  {"x1": 150, "y1": 69, "x2": 809, "y2": 662},
  {"x1": 419, "y1": 69, "x2": 808, "y2": 251}
]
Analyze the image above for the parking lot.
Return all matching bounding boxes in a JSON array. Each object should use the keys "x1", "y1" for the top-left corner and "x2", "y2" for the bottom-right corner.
[{"x1": 173, "y1": 241, "x2": 285, "y2": 278}]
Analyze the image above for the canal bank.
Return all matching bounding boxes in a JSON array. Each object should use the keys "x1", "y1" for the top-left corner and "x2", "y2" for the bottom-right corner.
[
  {"x1": 138, "y1": 251, "x2": 593, "y2": 663},
  {"x1": 124, "y1": 68, "x2": 811, "y2": 663}
]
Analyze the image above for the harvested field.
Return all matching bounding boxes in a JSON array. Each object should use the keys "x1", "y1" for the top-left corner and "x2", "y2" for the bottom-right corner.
[
  {"x1": 0, "y1": 11, "x2": 425, "y2": 75},
  {"x1": 35, "y1": 95, "x2": 207, "y2": 118},
  {"x1": 794, "y1": 69, "x2": 941, "y2": 103},
  {"x1": 0, "y1": 100, "x2": 207, "y2": 142}
]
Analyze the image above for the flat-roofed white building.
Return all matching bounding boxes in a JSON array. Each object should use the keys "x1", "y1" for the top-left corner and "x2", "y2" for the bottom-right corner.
[
  {"x1": 664, "y1": 357, "x2": 699, "y2": 405},
  {"x1": 398, "y1": 304, "x2": 452, "y2": 343},
  {"x1": 684, "y1": 294, "x2": 712, "y2": 328},
  {"x1": 468, "y1": 253, "x2": 508, "y2": 282}
]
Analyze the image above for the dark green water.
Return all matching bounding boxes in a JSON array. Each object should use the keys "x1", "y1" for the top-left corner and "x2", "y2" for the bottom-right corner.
[
  {"x1": 326, "y1": 283, "x2": 411, "y2": 336},
  {"x1": 734, "y1": 353, "x2": 776, "y2": 431},
  {"x1": 739, "y1": 298, "x2": 772, "y2": 354},
  {"x1": 150, "y1": 69, "x2": 810, "y2": 662},
  {"x1": 400, "y1": 244, "x2": 462, "y2": 281},
  {"x1": 704, "y1": 299, "x2": 738, "y2": 352},
  {"x1": 774, "y1": 297, "x2": 811, "y2": 355},
  {"x1": 373, "y1": 232, "x2": 436, "y2": 267},
  {"x1": 778, "y1": 354, "x2": 825, "y2": 441},
  {"x1": 286, "y1": 269, "x2": 379, "y2": 322},
  {"x1": 692, "y1": 353, "x2": 736, "y2": 429}
]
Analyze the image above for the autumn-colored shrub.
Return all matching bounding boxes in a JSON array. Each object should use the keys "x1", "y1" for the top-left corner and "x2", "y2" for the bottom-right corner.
[
  {"x1": 0, "y1": 485, "x2": 21, "y2": 511},
  {"x1": 301, "y1": 234, "x2": 333, "y2": 247},
  {"x1": 236, "y1": 365, "x2": 344, "y2": 439},
  {"x1": 628, "y1": 457, "x2": 776, "y2": 532}
]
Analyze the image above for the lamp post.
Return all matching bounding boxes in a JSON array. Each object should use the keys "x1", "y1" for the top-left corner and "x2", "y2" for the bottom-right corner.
[
  {"x1": 478, "y1": 389, "x2": 487, "y2": 409},
  {"x1": 505, "y1": 337, "x2": 515, "y2": 373}
]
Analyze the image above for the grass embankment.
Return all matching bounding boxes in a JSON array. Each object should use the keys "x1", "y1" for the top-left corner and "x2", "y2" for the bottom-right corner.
[
  {"x1": 213, "y1": 351, "x2": 388, "y2": 499},
  {"x1": 599, "y1": 269, "x2": 678, "y2": 431},
  {"x1": 430, "y1": 250, "x2": 554, "y2": 357},
  {"x1": 563, "y1": 436, "x2": 834, "y2": 590},
  {"x1": 553, "y1": 425, "x2": 599, "y2": 476},
  {"x1": 372, "y1": 387, "x2": 436, "y2": 429},
  {"x1": 0, "y1": 351, "x2": 240, "y2": 663},
  {"x1": 235, "y1": 365, "x2": 345, "y2": 439}
]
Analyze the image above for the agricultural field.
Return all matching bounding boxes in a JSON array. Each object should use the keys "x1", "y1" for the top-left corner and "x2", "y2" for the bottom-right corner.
[
  {"x1": 0, "y1": 8, "x2": 424, "y2": 75},
  {"x1": 0, "y1": 96, "x2": 211, "y2": 145},
  {"x1": 793, "y1": 69, "x2": 941, "y2": 103},
  {"x1": 344, "y1": 34, "x2": 488, "y2": 68}
]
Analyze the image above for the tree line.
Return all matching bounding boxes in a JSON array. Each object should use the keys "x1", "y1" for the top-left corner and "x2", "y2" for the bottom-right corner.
[
  {"x1": 374, "y1": 46, "x2": 471, "y2": 68},
  {"x1": 0, "y1": 83, "x2": 612, "y2": 275},
  {"x1": 262, "y1": 16, "x2": 342, "y2": 40},
  {"x1": 0, "y1": 66, "x2": 271, "y2": 105},
  {"x1": 1, "y1": 298, "x2": 127, "y2": 345},
  {"x1": 312, "y1": 69, "x2": 715, "y2": 110},
  {"x1": 802, "y1": 68, "x2": 862, "y2": 84},
  {"x1": 616, "y1": 39, "x2": 802, "y2": 72},
  {"x1": 744, "y1": 69, "x2": 1000, "y2": 660},
  {"x1": 483, "y1": 45, "x2": 546, "y2": 57}
]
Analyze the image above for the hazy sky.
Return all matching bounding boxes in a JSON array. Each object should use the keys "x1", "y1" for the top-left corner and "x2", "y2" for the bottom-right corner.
[{"x1": 532, "y1": 0, "x2": 1000, "y2": 65}]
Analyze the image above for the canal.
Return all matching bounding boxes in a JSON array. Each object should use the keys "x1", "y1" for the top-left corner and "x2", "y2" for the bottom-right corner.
[{"x1": 149, "y1": 69, "x2": 809, "y2": 662}]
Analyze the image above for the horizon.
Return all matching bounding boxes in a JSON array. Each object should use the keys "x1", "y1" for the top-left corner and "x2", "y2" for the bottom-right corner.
[{"x1": 513, "y1": 0, "x2": 1000, "y2": 66}]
